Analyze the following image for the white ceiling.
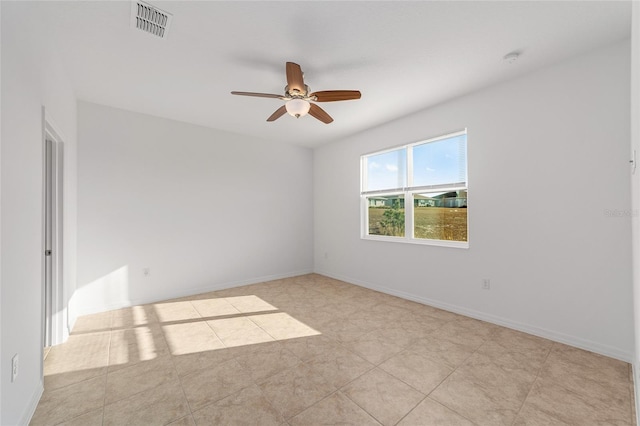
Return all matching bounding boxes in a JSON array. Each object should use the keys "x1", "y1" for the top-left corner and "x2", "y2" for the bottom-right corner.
[{"x1": 17, "y1": 1, "x2": 631, "y2": 147}]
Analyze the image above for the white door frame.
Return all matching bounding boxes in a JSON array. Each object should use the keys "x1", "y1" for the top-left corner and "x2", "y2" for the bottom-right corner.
[{"x1": 42, "y1": 108, "x2": 66, "y2": 348}]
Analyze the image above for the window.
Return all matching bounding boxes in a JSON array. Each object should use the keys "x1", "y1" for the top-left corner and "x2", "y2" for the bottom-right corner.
[{"x1": 361, "y1": 130, "x2": 468, "y2": 248}]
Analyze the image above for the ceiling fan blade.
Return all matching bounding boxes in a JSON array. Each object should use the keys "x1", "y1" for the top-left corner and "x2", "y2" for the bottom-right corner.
[
  {"x1": 266, "y1": 105, "x2": 287, "y2": 122},
  {"x1": 286, "y1": 62, "x2": 305, "y2": 94},
  {"x1": 310, "y1": 90, "x2": 362, "y2": 102},
  {"x1": 231, "y1": 91, "x2": 283, "y2": 99},
  {"x1": 308, "y1": 103, "x2": 334, "y2": 124}
]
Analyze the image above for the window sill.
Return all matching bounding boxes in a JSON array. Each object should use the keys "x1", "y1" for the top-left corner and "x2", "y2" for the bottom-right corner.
[{"x1": 361, "y1": 234, "x2": 469, "y2": 249}]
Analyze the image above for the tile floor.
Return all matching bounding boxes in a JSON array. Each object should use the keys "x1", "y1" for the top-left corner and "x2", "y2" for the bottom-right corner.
[{"x1": 32, "y1": 274, "x2": 636, "y2": 425}]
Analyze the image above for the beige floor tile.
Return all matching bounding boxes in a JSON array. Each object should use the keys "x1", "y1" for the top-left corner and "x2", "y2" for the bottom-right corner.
[
  {"x1": 512, "y1": 402, "x2": 571, "y2": 426},
  {"x1": 103, "y1": 379, "x2": 189, "y2": 425},
  {"x1": 342, "y1": 329, "x2": 406, "y2": 365},
  {"x1": 367, "y1": 303, "x2": 416, "y2": 323},
  {"x1": 541, "y1": 344, "x2": 631, "y2": 412},
  {"x1": 57, "y1": 408, "x2": 104, "y2": 426},
  {"x1": 225, "y1": 295, "x2": 279, "y2": 313},
  {"x1": 153, "y1": 301, "x2": 202, "y2": 322},
  {"x1": 259, "y1": 363, "x2": 337, "y2": 419},
  {"x1": 105, "y1": 356, "x2": 178, "y2": 404},
  {"x1": 233, "y1": 341, "x2": 301, "y2": 382},
  {"x1": 539, "y1": 354, "x2": 632, "y2": 413},
  {"x1": 379, "y1": 350, "x2": 452, "y2": 394},
  {"x1": 44, "y1": 366, "x2": 107, "y2": 394},
  {"x1": 108, "y1": 324, "x2": 171, "y2": 372},
  {"x1": 550, "y1": 343, "x2": 629, "y2": 381},
  {"x1": 191, "y1": 297, "x2": 240, "y2": 318},
  {"x1": 429, "y1": 353, "x2": 535, "y2": 425},
  {"x1": 410, "y1": 304, "x2": 464, "y2": 322},
  {"x1": 397, "y1": 397, "x2": 475, "y2": 426},
  {"x1": 455, "y1": 317, "x2": 499, "y2": 336},
  {"x1": 279, "y1": 335, "x2": 343, "y2": 362},
  {"x1": 162, "y1": 321, "x2": 226, "y2": 355},
  {"x1": 31, "y1": 375, "x2": 106, "y2": 425},
  {"x1": 181, "y1": 358, "x2": 254, "y2": 411},
  {"x1": 192, "y1": 385, "x2": 283, "y2": 425},
  {"x1": 321, "y1": 317, "x2": 373, "y2": 343},
  {"x1": 476, "y1": 330, "x2": 551, "y2": 377},
  {"x1": 31, "y1": 275, "x2": 636, "y2": 426},
  {"x1": 306, "y1": 345, "x2": 374, "y2": 388},
  {"x1": 429, "y1": 320, "x2": 491, "y2": 349},
  {"x1": 172, "y1": 346, "x2": 236, "y2": 377},
  {"x1": 490, "y1": 326, "x2": 554, "y2": 353},
  {"x1": 71, "y1": 311, "x2": 112, "y2": 334},
  {"x1": 291, "y1": 309, "x2": 348, "y2": 330},
  {"x1": 290, "y1": 392, "x2": 382, "y2": 426},
  {"x1": 391, "y1": 317, "x2": 448, "y2": 338},
  {"x1": 407, "y1": 335, "x2": 476, "y2": 370},
  {"x1": 522, "y1": 377, "x2": 632, "y2": 425},
  {"x1": 167, "y1": 415, "x2": 196, "y2": 426},
  {"x1": 44, "y1": 332, "x2": 111, "y2": 390},
  {"x1": 341, "y1": 368, "x2": 424, "y2": 426},
  {"x1": 111, "y1": 305, "x2": 159, "y2": 329},
  {"x1": 249, "y1": 312, "x2": 321, "y2": 340},
  {"x1": 207, "y1": 316, "x2": 275, "y2": 347}
]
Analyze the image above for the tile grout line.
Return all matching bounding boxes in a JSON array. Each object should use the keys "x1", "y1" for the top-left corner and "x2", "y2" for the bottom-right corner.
[
  {"x1": 404, "y1": 335, "x2": 487, "y2": 425},
  {"x1": 508, "y1": 341, "x2": 555, "y2": 426}
]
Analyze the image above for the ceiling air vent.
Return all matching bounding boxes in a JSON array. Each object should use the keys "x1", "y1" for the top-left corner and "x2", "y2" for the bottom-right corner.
[{"x1": 131, "y1": 1, "x2": 173, "y2": 39}]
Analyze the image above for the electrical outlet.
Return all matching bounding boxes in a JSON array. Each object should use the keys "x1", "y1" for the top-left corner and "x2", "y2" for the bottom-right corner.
[
  {"x1": 143, "y1": 267, "x2": 150, "y2": 277},
  {"x1": 11, "y1": 354, "x2": 18, "y2": 382},
  {"x1": 482, "y1": 279, "x2": 491, "y2": 290}
]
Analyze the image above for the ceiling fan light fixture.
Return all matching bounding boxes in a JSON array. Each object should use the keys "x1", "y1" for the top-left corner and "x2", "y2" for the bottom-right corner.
[{"x1": 285, "y1": 99, "x2": 310, "y2": 118}]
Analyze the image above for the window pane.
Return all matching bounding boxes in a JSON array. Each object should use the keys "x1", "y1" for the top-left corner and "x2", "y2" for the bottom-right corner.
[
  {"x1": 413, "y1": 134, "x2": 466, "y2": 187},
  {"x1": 364, "y1": 148, "x2": 407, "y2": 191},
  {"x1": 367, "y1": 195, "x2": 405, "y2": 237},
  {"x1": 413, "y1": 191, "x2": 467, "y2": 241}
]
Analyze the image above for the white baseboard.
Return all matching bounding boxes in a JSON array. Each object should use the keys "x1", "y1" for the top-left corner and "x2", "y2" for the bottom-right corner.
[
  {"x1": 315, "y1": 269, "x2": 633, "y2": 363},
  {"x1": 20, "y1": 380, "x2": 43, "y2": 426},
  {"x1": 68, "y1": 269, "x2": 314, "y2": 320}
]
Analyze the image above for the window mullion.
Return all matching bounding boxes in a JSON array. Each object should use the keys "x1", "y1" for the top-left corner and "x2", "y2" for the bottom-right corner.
[
  {"x1": 406, "y1": 191, "x2": 414, "y2": 240},
  {"x1": 406, "y1": 146, "x2": 413, "y2": 240}
]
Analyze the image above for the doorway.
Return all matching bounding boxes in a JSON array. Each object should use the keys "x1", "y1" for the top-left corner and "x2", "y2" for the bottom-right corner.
[{"x1": 43, "y1": 121, "x2": 64, "y2": 349}]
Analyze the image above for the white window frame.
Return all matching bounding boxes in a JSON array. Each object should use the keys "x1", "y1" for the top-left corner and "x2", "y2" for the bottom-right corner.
[{"x1": 360, "y1": 129, "x2": 468, "y2": 249}]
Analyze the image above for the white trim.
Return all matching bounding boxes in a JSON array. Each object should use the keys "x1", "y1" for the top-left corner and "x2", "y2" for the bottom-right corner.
[
  {"x1": 315, "y1": 269, "x2": 633, "y2": 363},
  {"x1": 362, "y1": 234, "x2": 469, "y2": 249},
  {"x1": 68, "y1": 268, "x2": 314, "y2": 320},
  {"x1": 42, "y1": 108, "x2": 67, "y2": 347},
  {"x1": 633, "y1": 363, "x2": 640, "y2": 426},
  {"x1": 360, "y1": 128, "x2": 468, "y2": 158},
  {"x1": 20, "y1": 380, "x2": 44, "y2": 426}
]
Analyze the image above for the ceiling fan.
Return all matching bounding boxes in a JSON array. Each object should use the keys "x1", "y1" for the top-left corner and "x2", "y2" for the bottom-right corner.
[{"x1": 231, "y1": 62, "x2": 361, "y2": 124}]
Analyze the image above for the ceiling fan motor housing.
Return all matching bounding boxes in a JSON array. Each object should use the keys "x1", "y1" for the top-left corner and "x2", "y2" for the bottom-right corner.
[{"x1": 285, "y1": 84, "x2": 311, "y2": 98}]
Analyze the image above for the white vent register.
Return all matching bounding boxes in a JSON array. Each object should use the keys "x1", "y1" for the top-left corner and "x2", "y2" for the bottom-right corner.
[{"x1": 131, "y1": 1, "x2": 172, "y2": 39}]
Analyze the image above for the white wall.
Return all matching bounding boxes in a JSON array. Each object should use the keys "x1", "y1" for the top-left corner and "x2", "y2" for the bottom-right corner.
[
  {"x1": 315, "y1": 40, "x2": 633, "y2": 361},
  {"x1": 630, "y1": 0, "x2": 640, "y2": 421},
  {"x1": 0, "y1": 3, "x2": 78, "y2": 424},
  {"x1": 74, "y1": 102, "x2": 313, "y2": 316}
]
